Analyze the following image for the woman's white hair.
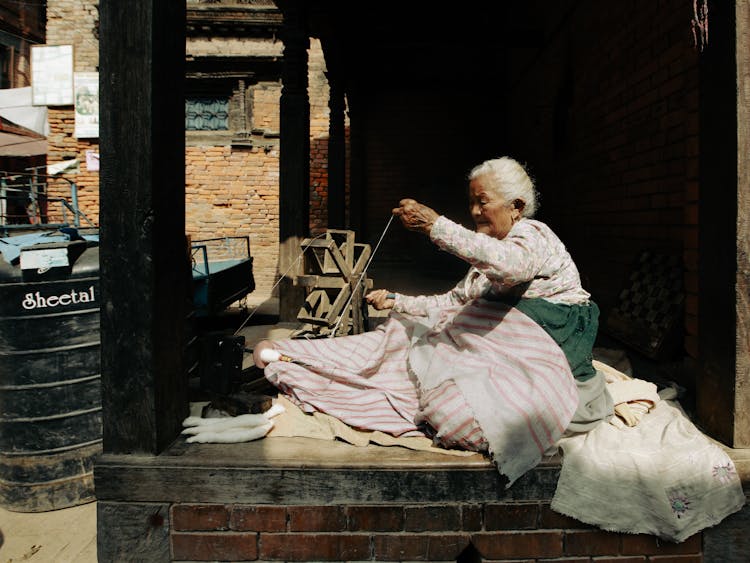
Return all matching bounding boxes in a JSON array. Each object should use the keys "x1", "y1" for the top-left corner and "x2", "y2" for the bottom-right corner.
[{"x1": 468, "y1": 157, "x2": 538, "y2": 217}]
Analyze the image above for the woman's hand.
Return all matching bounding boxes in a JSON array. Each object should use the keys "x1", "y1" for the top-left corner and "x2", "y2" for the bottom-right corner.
[
  {"x1": 365, "y1": 289, "x2": 395, "y2": 311},
  {"x1": 393, "y1": 198, "x2": 439, "y2": 235},
  {"x1": 253, "y1": 339, "x2": 275, "y2": 369}
]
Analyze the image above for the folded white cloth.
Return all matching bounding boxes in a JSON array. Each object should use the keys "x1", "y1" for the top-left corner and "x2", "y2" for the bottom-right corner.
[
  {"x1": 592, "y1": 359, "x2": 661, "y2": 428},
  {"x1": 606, "y1": 378, "x2": 660, "y2": 406},
  {"x1": 181, "y1": 403, "x2": 285, "y2": 443}
]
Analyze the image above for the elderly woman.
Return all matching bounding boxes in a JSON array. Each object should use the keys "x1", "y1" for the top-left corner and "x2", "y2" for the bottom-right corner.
[{"x1": 255, "y1": 156, "x2": 612, "y2": 485}]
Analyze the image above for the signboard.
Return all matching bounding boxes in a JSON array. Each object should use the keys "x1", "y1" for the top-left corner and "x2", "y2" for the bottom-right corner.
[
  {"x1": 74, "y1": 72, "x2": 99, "y2": 138},
  {"x1": 31, "y1": 45, "x2": 74, "y2": 106},
  {"x1": 20, "y1": 248, "x2": 69, "y2": 271}
]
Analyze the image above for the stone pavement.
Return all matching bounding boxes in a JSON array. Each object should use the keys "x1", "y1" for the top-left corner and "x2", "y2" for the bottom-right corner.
[{"x1": 0, "y1": 502, "x2": 97, "y2": 563}]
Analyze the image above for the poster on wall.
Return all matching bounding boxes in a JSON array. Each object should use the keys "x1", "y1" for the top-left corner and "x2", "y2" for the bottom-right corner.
[
  {"x1": 74, "y1": 72, "x2": 99, "y2": 138},
  {"x1": 85, "y1": 150, "x2": 100, "y2": 171},
  {"x1": 31, "y1": 45, "x2": 74, "y2": 106}
]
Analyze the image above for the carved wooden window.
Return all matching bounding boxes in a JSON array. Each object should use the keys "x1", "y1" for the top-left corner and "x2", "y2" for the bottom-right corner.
[{"x1": 185, "y1": 97, "x2": 230, "y2": 131}]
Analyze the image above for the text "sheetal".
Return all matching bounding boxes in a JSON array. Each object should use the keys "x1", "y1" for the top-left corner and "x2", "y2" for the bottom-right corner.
[{"x1": 22, "y1": 286, "x2": 96, "y2": 310}]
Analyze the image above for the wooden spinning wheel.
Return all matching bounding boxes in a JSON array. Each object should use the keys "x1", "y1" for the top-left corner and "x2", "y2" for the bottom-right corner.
[{"x1": 294, "y1": 229, "x2": 373, "y2": 337}]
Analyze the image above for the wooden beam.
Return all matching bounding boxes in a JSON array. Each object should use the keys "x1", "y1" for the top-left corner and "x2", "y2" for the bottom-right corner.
[
  {"x1": 93, "y1": 439, "x2": 563, "y2": 504},
  {"x1": 98, "y1": 0, "x2": 188, "y2": 454}
]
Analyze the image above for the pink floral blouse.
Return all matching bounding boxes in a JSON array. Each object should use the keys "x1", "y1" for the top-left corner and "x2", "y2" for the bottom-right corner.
[{"x1": 394, "y1": 216, "x2": 591, "y2": 316}]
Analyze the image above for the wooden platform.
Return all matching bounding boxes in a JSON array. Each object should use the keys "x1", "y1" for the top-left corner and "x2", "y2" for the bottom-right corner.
[
  {"x1": 95, "y1": 432, "x2": 750, "y2": 506},
  {"x1": 94, "y1": 436, "x2": 537, "y2": 506}
]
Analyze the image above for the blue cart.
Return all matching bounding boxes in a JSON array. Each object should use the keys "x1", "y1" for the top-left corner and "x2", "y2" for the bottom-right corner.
[{"x1": 191, "y1": 236, "x2": 255, "y2": 317}]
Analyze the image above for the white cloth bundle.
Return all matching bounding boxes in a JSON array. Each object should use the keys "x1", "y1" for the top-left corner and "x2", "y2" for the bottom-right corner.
[
  {"x1": 181, "y1": 403, "x2": 285, "y2": 443},
  {"x1": 592, "y1": 359, "x2": 662, "y2": 428},
  {"x1": 553, "y1": 386, "x2": 745, "y2": 542}
]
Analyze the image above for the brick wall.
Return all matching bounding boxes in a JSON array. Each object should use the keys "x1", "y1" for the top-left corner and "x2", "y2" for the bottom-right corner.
[
  {"x1": 169, "y1": 501, "x2": 703, "y2": 562},
  {"x1": 359, "y1": 90, "x2": 485, "y2": 281},
  {"x1": 506, "y1": 0, "x2": 700, "y2": 361},
  {"x1": 252, "y1": 83, "x2": 281, "y2": 133},
  {"x1": 45, "y1": 0, "x2": 101, "y2": 225},
  {"x1": 45, "y1": 108, "x2": 100, "y2": 225},
  {"x1": 185, "y1": 146, "x2": 279, "y2": 294},
  {"x1": 309, "y1": 37, "x2": 330, "y2": 234},
  {"x1": 45, "y1": 138, "x2": 284, "y2": 290},
  {"x1": 46, "y1": 0, "x2": 99, "y2": 70}
]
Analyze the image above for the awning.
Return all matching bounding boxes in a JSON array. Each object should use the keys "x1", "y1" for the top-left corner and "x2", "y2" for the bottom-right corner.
[
  {"x1": 0, "y1": 87, "x2": 48, "y2": 157},
  {"x1": 0, "y1": 86, "x2": 48, "y2": 136},
  {"x1": 0, "y1": 115, "x2": 47, "y2": 157},
  {"x1": 0, "y1": 130, "x2": 47, "y2": 157}
]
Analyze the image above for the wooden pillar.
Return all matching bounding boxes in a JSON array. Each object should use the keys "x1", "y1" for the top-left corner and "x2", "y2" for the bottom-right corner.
[
  {"x1": 696, "y1": 1, "x2": 749, "y2": 447},
  {"x1": 98, "y1": 1, "x2": 188, "y2": 454},
  {"x1": 278, "y1": 2, "x2": 310, "y2": 322},
  {"x1": 327, "y1": 73, "x2": 346, "y2": 229},
  {"x1": 734, "y1": 0, "x2": 750, "y2": 446}
]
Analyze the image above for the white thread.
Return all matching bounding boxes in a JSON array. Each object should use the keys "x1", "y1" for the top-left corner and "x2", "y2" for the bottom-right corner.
[
  {"x1": 329, "y1": 214, "x2": 394, "y2": 337},
  {"x1": 259, "y1": 348, "x2": 282, "y2": 363},
  {"x1": 233, "y1": 232, "x2": 328, "y2": 335},
  {"x1": 234, "y1": 216, "x2": 394, "y2": 338}
]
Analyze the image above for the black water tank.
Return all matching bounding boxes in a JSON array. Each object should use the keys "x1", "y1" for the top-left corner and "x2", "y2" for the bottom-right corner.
[{"x1": 0, "y1": 237, "x2": 101, "y2": 512}]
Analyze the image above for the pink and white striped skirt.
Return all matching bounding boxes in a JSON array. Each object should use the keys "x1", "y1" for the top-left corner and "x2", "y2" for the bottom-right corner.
[{"x1": 265, "y1": 299, "x2": 578, "y2": 470}]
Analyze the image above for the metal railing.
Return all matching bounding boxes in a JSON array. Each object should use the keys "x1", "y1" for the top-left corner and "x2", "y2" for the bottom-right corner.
[
  {"x1": 190, "y1": 236, "x2": 252, "y2": 277},
  {"x1": 0, "y1": 170, "x2": 95, "y2": 233}
]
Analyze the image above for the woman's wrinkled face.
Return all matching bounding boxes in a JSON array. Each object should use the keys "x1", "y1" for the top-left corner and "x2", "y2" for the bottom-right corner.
[{"x1": 468, "y1": 176, "x2": 521, "y2": 239}]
